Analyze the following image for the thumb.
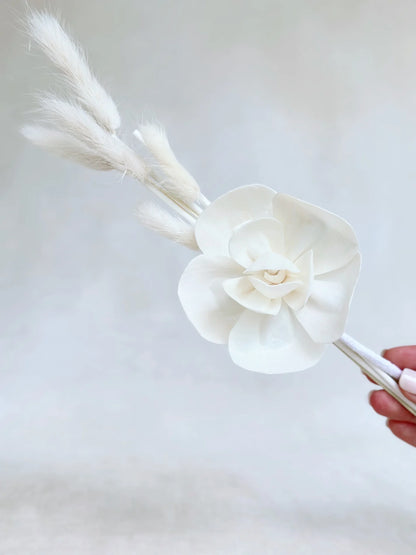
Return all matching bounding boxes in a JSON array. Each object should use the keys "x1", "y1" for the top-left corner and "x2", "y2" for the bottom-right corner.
[{"x1": 398, "y1": 368, "x2": 416, "y2": 403}]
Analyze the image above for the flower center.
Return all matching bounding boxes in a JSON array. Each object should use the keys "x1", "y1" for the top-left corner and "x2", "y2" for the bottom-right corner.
[{"x1": 263, "y1": 269, "x2": 287, "y2": 285}]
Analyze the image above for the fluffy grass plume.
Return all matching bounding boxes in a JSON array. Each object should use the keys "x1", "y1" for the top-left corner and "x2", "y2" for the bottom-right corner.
[
  {"x1": 31, "y1": 95, "x2": 146, "y2": 180},
  {"x1": 21, "y1": 125, "x2": 112, "y2": 170},
  {"x1": 27, "y1": 11, "x2": 120, "y2": 133},
  {"x1": 24, "y1": 11, "x2": 205, "y2": 247},
  {"x1": 135, "y1": 124, "x2": 200, "y2": 204},
  {"x1": 136, "y1": 201, "x2": 198, "y2": 250}
]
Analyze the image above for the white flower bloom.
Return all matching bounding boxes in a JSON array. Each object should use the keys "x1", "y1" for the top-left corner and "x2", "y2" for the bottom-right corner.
[{"x1": 178, "y1": 185, "x2": 361, "y2": 373}]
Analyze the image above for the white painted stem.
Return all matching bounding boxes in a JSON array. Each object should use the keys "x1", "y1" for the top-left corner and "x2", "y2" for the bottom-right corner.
[
  {"x1": 199, "y1": 193, "x2": 210, "y2": 208},
  {"x1": 334, "y1": 333, "x2": 416, "y2": 418},
  {"x1": 146, "y1": 182, "x2": 196, "y2": 225},
  {"x1": 132, "y1": 129, "x2": 143, "y2": 142},
  {"x1": 335, "y1": 334, "x2": 401, "y2": 379}
]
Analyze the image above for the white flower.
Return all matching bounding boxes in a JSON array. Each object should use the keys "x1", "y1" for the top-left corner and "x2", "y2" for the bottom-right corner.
[{"x1": 178, "y1": 185, "x2": 361, "y2": 373}]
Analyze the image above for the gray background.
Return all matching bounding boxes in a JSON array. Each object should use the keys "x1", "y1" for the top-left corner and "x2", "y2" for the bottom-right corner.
[{"x1": 1, "y1": 0, "x2": 416, "y2": 553}]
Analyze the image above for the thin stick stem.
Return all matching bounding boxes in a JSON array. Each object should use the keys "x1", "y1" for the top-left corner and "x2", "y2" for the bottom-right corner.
[
  {"x1": 199, "y1": 194, "x2": 211, "y2": 208},
  {"x1": 335, "y1": 334, "x2": 401, "y2": 380},
  {"x1": 334, "y1": 334, "x2": 416, "y2": 418},
  {"x1": 146, "y1": 180, "x2": 196, "y2": 225}
]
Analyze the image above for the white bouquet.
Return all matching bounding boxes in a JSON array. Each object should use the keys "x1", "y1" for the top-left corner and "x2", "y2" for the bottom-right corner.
[{"x1": 22, "y1": 12, "x2": 416, "y2": 416}]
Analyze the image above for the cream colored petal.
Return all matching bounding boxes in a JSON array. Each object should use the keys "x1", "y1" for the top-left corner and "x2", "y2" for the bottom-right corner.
[
  {"x1": 285, "y1": 250, "x2": 314, "y2": 311},
  {"x1": 245, "y1": 252, "x2": 299, "y2": 274},
  {"x1": 294, "y1": 253, "x2": 361, "y2": 343},
  {"x1": 223, "y1": 277, "x2": 282, "y2": 316},
  {"x1": 273, "y1": 193, "x2": 359, "y2": 274},
  {"x1": 249, "y1": 277, "x2": 301, "y2": 299},
  {"x1": 228, "y1": 303, "x2": 326, "y2": 374},
  {"x1": 178, "y1": 255, "x2": 244, "y2": 344},
  {"x1": 195, "y1": 184, "x2": 275, "y2": 256},
  {"x1": 228, "y1": 218, "x2": 284, "y2": 268}
]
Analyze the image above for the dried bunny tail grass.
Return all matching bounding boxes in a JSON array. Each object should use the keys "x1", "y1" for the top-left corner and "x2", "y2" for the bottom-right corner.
[
  {"x1": 21, "y1": 125, "x2": 113, "y2": 170},
  {"x1": 35, "y1": 95, "x2": 146, "y2": 180},
  {"x1": 23, "y1": 11, "x2": 205, "y2": 237},
  {"x1": 134, "y1": 124, "x2": 200, "y2": 204},
  {"x1": 136, "y1": 201, "x2": 199, "y2": 250},
  {"x1": 27, "y1": 11, "x2": 120, "y2": 133}
]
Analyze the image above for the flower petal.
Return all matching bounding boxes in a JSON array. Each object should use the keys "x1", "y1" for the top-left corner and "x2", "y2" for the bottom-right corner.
[
  {"x1": 178, "y1": 255, "x2": 244, "y2": 344},
  {"x1": 195, "y1": 184, "x2": 275, "y2": 256},
  {"x1": 245, "y1": 252, "x2": 299, "y2": 274},
  {"x1": 273, "y1": 194, "x2": 359, "y2": 274},
  {"x1": 294, "y1": 253, "x2": 361, "y2": 343},
  {"x1": 228, "y1": 218, "x2": 284, "y2": 268},
  {"x1": 223, "y1": 277, "x2": 282, "y2": 315},
  {"x1": 249, "y1": 277, "x2": 301, "y2": 299},
  {"x1": 228, "y1": 303, "x2": 326, "y2": 373},
  {"x1": 285, "y1": 250, "x2": 314, "y2": 311}
]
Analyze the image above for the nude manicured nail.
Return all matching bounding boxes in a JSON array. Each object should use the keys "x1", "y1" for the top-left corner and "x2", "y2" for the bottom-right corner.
[{"x1": 399, "y1": 368, "x2": 416, "y2": 395}]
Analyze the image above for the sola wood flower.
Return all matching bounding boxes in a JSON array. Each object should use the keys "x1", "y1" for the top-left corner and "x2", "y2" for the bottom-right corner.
[
  {"x1": 178, "y1": 185, "x2": 360, "y2": 373},
  {"x1": 22, "y1": 12, "x2": 416, "y2": 415}
]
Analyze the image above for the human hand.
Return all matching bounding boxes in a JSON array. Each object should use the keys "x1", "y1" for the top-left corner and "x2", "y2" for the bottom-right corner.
[{"x1": 369, "y1": 346, "x2": 416, "y2": 447}]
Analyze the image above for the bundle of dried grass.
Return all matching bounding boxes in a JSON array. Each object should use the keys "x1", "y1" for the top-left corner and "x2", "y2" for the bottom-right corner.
[{"x1": 23, "y1": 11, "x2": 209, "y2": 248}]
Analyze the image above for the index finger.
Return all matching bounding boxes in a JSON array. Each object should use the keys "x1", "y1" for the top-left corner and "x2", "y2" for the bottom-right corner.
[{"x1": 382, "y1": 346, "x2": 416, "y2": 370}]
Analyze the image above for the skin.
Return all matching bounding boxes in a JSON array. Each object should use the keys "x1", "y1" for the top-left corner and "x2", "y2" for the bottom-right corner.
[{"x1": 368, "y1": 346, "x2": 416, "y2": 447}]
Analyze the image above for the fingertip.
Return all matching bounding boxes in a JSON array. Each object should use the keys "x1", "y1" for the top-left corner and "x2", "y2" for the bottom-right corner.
[
  {"x1": 368, "y1": 389, "x2": 411, "y2": 421},
  {"x1": 382, "y1": 345, "x2": 416, "y2": 369},
  {"x1": 368, "y1": 389, "x2": 389, "y2": 415},
  {"x1": 387, "y1": 420, "x2": 416, "y2": 447},
  {"x1": 399, "y1": 368, "x2": 416, "y2": 402},
  {"x1": 381, "y1": 347, "x2": 397, "y2": 363}
]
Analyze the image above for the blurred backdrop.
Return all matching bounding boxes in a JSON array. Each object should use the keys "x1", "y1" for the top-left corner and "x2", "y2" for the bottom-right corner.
[{"x1": 1, "y1": 0, "x2": 416, "y2": 553}]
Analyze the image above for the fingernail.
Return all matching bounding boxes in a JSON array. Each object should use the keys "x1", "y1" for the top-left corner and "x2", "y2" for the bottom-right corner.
[{"x1": 399, "y1": 368, "x2": 416, "y2": 395}]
